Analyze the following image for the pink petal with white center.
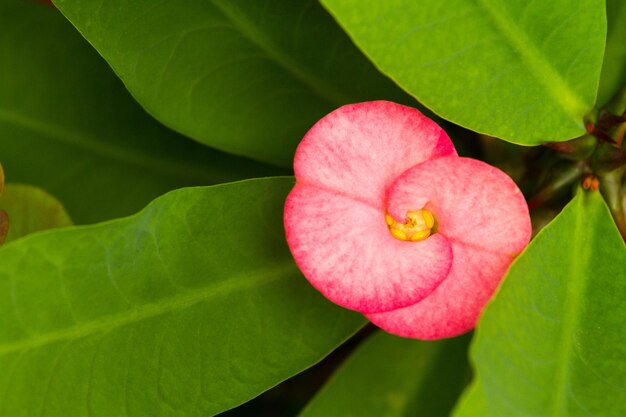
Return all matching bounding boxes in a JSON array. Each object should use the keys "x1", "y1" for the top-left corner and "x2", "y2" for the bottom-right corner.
[
  {"x1": 387, "y1": 156, "x2": 531, "y2": 256},
  {"x1": 284, "y1": 183, "x2": 453, "y2": 313},
  {"x1": 293, "y1": 101, "x2": 456, "y2": 209},
  {"x1": 366, "y1": 242, "x2": 513, "y2": 339}
]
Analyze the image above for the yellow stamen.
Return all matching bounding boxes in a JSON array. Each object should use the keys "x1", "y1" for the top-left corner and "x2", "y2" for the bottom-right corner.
[
  {"x1": 422, "y1": 209, "x2": 435, "y2": 229},
  {"x1": 410, "y1": 228, "x2": 431, "y2": 241},
  {"x1": 390, "y1": 228, "x2": 408, "y2": 240},
  {"x1": 385, "y1": 208, "x2": 436, "y2": 242}
]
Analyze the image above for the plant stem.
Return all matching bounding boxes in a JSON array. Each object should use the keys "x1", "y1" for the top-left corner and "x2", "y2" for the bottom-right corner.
[
  {"x1": 599, "y1": 167, "x2": 626, "y2": 242},
  {"x1": 528, "y1": 162, "x2": 584, "y2": 210}
]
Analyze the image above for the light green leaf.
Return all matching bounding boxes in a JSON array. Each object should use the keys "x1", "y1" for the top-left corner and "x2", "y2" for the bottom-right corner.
[
  {"x1": 0, "y1": 184, "x2": 72, "y2": 242},
  {"x1": 51, "y1": 0, "x2": 413, "y2": 166},
  {"x1": 299, "y1": 331, "x2": 471, "y2": 417},
  {"x1": 597, "y1": 0, "x2": 626, "y2": 106},
  {"x1": 454, "y1": 191, "x2": 626, "y2": 417},
  {"x1": 0, "y1": 164, "x2": 5, "y2": 244},
  {"x1": 0, "y1": 0, "x2": 284, "y2": 224},
  {"x1": 321, "y1": 0, "x2": 606, "y2": 144},
  {"x1": 0, "y1": 177, "x2": 366, "y2": 417}
]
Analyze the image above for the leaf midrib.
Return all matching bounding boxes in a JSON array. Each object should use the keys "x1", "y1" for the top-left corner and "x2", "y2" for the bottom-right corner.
[
  {"x1": 475, "y1": 0, "x2": 589, "y2": 124},
  {"x1": 0, "y1": 262, "x2": 297, "y2": 356},
  {"x1": 548, "y1": 196, "x2": 592, "y2": 416},
  {"x1": 210, "y1": 0, "x2": 351, "y2": 106},
  {"x1": 0, "y1": 107, "x2": 214, "y2": 184}
]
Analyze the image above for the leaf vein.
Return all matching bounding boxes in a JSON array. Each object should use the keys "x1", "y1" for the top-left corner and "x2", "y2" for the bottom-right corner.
[
  {"x1": 0, "y1": 263, "x2": 295, "y2": 356},
  {"x1": 210, "y1": 0, "x2": 350, "y2": 106},
  {"x1": 474, "y1": 0, "x2": 588, "y2": 124}
]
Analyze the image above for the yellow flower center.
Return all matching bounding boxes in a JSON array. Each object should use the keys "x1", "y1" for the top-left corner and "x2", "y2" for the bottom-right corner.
[{"x1": 385, "y1": 209, "x2": 436, "y2": 242}]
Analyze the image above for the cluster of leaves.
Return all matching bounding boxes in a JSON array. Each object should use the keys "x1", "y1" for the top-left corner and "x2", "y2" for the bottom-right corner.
[{"x1": 0, "y1": 0, "x2": 624, "y2": 416}]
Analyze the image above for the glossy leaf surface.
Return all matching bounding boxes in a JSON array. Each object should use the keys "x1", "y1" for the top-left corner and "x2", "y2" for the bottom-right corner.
[
  {"x1": 0, "y1": 184, "x2": 72, "y2": 242},
  {"x1": 454, "y1": 191, "x2": 626, "y2": 417},
  {"x1": 0, "y1": 0, "x2": 283, "y2": 224},
  {"x1": 322, "y1": 0, "x2": 606, "y2": 144},
  {"x1": 299, "y1": 331, "x2": 470, "y2": 417},
  {"x1": 52, "y1": 0, "x2": 412, "y2": 166},
  {"x1": 0, "y1": 178, "x2": 365, "y2": 417}
]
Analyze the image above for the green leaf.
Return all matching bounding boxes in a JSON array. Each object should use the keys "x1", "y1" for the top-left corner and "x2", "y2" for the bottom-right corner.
[
  {"x1": 0, "y1": 177, "x2": 365, "y2": 417},
  {"x1": 299, "y1": 331, "x2": 471, "y2": 417},
  {"x1": 0, "y1": 0, "x2": 284, "y2": 224},
  {"x1": 321, "y1": 0, "x2": 606, "y2": 144},
  {"x1": 51, "y1": 0, "x2": 413, "y2": 166},
  {"x1": 0, "y1": 165, "x2": 6, "y2": 244},
  {"x1": 0, "y1": 184, "x2": 72, "y2": 242},
  {"x1": 453, "y1": 191, "x2": 626, "y2": 417},
  {"x1": 597, "y1": 0, "x2": 626, "y2": 107}
]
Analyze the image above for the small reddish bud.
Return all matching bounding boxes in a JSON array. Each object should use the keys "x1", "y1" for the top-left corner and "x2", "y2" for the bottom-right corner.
[{"x1": 581, "y1": 174, "x2": 600, "y2": 191}]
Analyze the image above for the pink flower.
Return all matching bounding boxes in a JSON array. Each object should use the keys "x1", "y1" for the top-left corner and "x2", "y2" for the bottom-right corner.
[{"x1": 284, "y1": 101, "x2": 531, "y2": 339}]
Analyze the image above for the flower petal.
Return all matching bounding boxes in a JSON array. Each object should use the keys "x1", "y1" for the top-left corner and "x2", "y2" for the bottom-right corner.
[
  {"x1": 366, "y1": 242, "x2": 513, "y2": 339},
  {"x1": 285, "y1": 183, "x2": 453, "y2": 313},
  {"x1": 293, "y1": 101, "x2": 456, "y2": 209},
  {"x1": 386, "y1": 156, "x2": 531, "y2": 256}
]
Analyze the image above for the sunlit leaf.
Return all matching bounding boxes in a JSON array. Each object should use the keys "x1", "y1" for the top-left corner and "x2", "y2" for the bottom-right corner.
[
  {"x1": 454, "y1": 191, "x2": 626, "y2": 417},
  {"x1": 0, "y1": 177, "x2": 365, "y2": 417},
  {"x1": 322, "y1": 0, "x2": 606, "y2": 144}
]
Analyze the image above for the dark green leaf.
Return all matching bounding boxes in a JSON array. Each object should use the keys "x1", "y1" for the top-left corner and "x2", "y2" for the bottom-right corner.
[
  {"x1": 0, "y1": 184, "x2": 72, "y2": 242},
  {"x1": 597, "y1": 0, "x2": 626, "y2": 106},
  {"x1": 454, "y1": 191, "x2": 626, "y2": 417},
  {"x1": 0, "y1": 0, "x2": 284, "y2": 224},
  {"x1": 0, "y1": 177, "x2": 366, "y2": 417},
  {"x1": 52, "y1": 0, "x2": 413, "y2": 166},
  {"x1": 321, "y1": 0, "x2": 606, "y2": 144},
  {"x1": 299, "y1": 331, "x2": 470, "y2": 417}
]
